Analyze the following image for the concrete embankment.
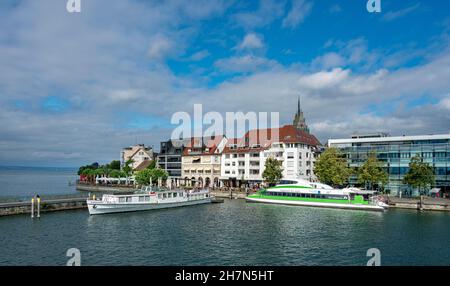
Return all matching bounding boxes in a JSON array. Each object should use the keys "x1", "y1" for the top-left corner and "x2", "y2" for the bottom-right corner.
[
  {"x1": 210, "y1": 190, "x2": 248, "y2": 199},
  {"x1": 78, "y1": 184, "x2": 251, "y2": 199},
  {"x1": 76, "y1": 184, "x2": 136, "y2": 193},
  {"x1": 387, "y1": 197, "x2": 450, "y2": 212},
  {"x1": 0, "y1": 197, "x2": 88, "y2": 217}
]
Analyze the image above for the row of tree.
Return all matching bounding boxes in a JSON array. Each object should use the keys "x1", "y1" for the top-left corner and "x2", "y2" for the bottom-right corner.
[
  {"x1": 78, "y1": 158, "x2": 169, "y2": 187},
  {"x1": 261, "y1": 148, "x2": 435, "y2": 194},
  {"x1": 314, "y1": 148, "x2": 435, "y2": 193}
]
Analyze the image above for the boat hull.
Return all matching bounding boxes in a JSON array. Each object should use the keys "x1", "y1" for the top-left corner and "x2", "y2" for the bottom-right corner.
[
  {"x1": 245, "y1": 197, "x2": 386, "y2": 212},
  {"x1": 87, "y1": 197, "x2": 211, "y2": 215}
]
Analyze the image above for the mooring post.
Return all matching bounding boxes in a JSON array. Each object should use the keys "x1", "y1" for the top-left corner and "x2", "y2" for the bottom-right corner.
[
  {"x1": 37, "y1": 196, "x2": 41, "y2": 218},
  {"x1": 31, "y1": 197, "x2": 35, "y2": 219}
]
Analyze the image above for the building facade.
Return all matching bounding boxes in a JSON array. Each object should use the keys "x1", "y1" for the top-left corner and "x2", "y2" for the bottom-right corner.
[
  {"x1": 328, "y1": 133, "x2": 450, "y2": 196},
  {"x1": 181, "y1": 136, "x2": 227, "y2": 188},
  {"x1": 221, "y1": 125, "x2": 321, "y2": 187},
  {"x1": 120, "y1": 144, "x2": 154, "y2": 170},
  {"x1": 157, "y1": 138, "x2": 191, "y2": 187}
]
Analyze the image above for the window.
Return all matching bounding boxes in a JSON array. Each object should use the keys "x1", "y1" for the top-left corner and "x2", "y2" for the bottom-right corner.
[
  {"x1": 279, "y1": 180, "x2": 297, "y2": 185},
  {"x1": 287, "y1": 152, "x2": 294, "y2": 159},
  {"x1": 139, "y1": 196, "x2": 145, "y2": 202}
]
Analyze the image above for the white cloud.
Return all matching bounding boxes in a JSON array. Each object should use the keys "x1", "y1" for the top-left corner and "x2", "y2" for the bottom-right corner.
[
  {"x1": 382, "y1": 3, "x2": 421, "y2": 22},
  {"x1": 310, "y1": 52, "x2": 346, "y2": 70},
  {"x1": 282, "y1": 0, "x2": 313, "y2": 29},
  {"x1": 148, "y1": 34, "x2": 173, "y2": 60},
  {"x1": 0, "y1": 0, "x2": 448, "y2": 167},
  {"x1": 439, "y1": 94, "x2": 450, "y2": 111},
  {"x1": 189, "y1": 50, "x2": 210, "y2": 61},
  {"x1": 238, "y1": 33, "x2": 264, "y2": 50},
  {"x1": 232, "y1": 0, "x2": 285, "y2": 29},
  {"x1": 297, "y1": 68, "x2": 350, "y2": 89},
  {"x1": 214, "y1": 55, "x2": 279, "y2": 73}
]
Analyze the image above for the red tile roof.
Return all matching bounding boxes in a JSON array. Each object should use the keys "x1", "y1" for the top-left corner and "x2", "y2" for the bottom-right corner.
[
  {"x1": 222, "y1": 125, "x2": 321, "y2": 154},
  {"x1": 182, "y1": 135, "x2": 224, "y2": 156},
  {"x1": 133, "y1": 160, "x2": 153, "y2": 171},
  {"x1": 180, "y1": 125, "x2": 321, "y2": 155}
]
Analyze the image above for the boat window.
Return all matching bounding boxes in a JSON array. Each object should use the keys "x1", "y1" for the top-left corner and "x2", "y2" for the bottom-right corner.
[
  {"x1": 279, "y1": 180, "x2": 297, "y2": 185},
  {"x1": 126, "y1": 197, "x2": 132, "y2": 202},
  {"x1": 163, "y1": 193, "x2": 167, "y2": 198},
  {"x1": 158, "y1": 194, "x2": 162, "y2": 199},
  {"x1": 139, "y1": 196, "x2": 145, "y2": 202},
  {"x1": 173, "y1": 193, "x2": 177, "y2": 198},
  {"x1": 119, "y1": 197, "x2": 126, "y2": 203},
  {"x1": 144, "y1": 196, "x2": 150, "y2": 201}
]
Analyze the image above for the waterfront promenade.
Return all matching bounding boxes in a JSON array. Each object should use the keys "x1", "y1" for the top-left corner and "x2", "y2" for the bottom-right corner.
[
  {"x1": 0, "y1": 196, "x2": 87, "y2": 216},
  {"x1": 2, "y1": 183, "x2": 450, "y2": 217}
]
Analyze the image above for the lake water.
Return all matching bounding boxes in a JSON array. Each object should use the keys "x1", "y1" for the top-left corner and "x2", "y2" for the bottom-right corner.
[
  {"x1": 0, "y1": 166, "x2": 78, "y2": 200},
  {"x1": 0, "y1": 167, "x2": 450, "y2": 266}
]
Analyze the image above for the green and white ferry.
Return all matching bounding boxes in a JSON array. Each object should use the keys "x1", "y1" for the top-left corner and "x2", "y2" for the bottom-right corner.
[{"x1": 246, "y1": 178, "x2": 388, "y2": 212}]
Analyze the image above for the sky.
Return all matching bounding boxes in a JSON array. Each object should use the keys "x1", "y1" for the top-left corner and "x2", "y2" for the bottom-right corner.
[{"x1": 0, "y1": 0, "x2": 449, "y2": 167}]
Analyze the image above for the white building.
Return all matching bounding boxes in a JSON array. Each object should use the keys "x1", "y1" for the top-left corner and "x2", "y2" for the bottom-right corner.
[
  {"x1": 220, "y1": 125, "x2": 321, "y2": 187},
  {"x1": 120, "y1": 144, "x2": 154, "y2": 170},
  {"x1": 181, "y1": 136, "x2": 228, "y2": 188}
]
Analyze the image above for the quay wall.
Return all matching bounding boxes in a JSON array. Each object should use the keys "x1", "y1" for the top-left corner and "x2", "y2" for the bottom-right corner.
[
  {"x1": 76, "y1": 184, "x2": 135, "y2": 193},
  {"x1": 0, "y1": 198, "x2": 87, "y2": 217},
  {"x1": 387, "y1": 197, "x2": 450, "y2": 212},
  {"x1": 210, "y1": 190, "x2": 248, "y2": 199}
]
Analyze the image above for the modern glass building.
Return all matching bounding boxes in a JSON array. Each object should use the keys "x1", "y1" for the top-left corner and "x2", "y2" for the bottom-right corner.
[{"x1": 328, "y1": 133, "x2": 450, "y2": 196}]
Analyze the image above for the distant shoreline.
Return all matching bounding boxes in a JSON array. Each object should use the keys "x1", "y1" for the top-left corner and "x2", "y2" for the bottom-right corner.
[{"x1": 0, "y1": 165, "x2": 77, "y2": 171}]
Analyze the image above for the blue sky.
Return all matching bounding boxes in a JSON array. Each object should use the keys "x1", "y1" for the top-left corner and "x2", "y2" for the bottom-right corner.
[{"x1": 0, "y1": 0, "x2": 449, "y2": 167}]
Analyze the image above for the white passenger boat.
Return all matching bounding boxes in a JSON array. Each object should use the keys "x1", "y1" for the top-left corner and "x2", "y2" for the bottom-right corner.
[
  {"x1": 87, "y1": 187, "x2": 212, "y2": 215},
  {"x1": 246, "y1": 178, "x2": 389, "y2": 212}
]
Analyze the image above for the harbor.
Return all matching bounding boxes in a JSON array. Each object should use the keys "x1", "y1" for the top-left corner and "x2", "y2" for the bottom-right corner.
[
  {"x1": 1, "y1": 183, "x2": 450, "y2": 217},
  {"x1": 1, "y1": 198, "x2": 450, "y2": 266}
]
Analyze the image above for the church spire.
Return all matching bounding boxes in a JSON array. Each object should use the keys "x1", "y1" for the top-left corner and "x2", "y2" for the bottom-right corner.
[{"x1": 293, "y1": 95, "x2": 310, "y2": 133}]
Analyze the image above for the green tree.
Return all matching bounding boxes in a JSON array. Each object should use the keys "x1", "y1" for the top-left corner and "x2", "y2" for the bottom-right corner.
[
  {"x1": 262, "y1": 158, "x2": 283, "y2": 186},
  {"x1": 107, "y1": 160, "x2": 121, "y2": 170},
  {"x1": 135, "y1": 167, "x2": 168, "y2": 186},
  {"x1": 314, "y1": 147, "x2": 352, "y2": 187},
  {"x1": 109, "y1": 169, "x2": 126, "y2": 178},
  {"x1": 403, "y1": 155, "x2": 435, "y2": 195},
  {"x1": 357, "y1": 152, "x2": 388, "y2": 191},
  {"x1": 81, "y1": 168, "x2": 96, "y2": 183},
  {"x1": 77, "y1": 162, "x2": 99, "y2": 175},
  {"x1": 146, "y1": 160, "x2": 157, "y2": 170},
  {"x1": 122, "y1": 159, "x2": 134, "y2": 176}
]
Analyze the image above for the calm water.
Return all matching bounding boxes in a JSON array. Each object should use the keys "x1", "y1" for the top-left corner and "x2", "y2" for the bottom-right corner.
[
  {"x1": 0, "y1": 167, "x2": 450, "y2": 266},
  {"x1": 1, "y1": 199, "x2": 450, "y2": 266},
  {"x1": 0, "y1": 166, "x2": 78, "y2": 199}
]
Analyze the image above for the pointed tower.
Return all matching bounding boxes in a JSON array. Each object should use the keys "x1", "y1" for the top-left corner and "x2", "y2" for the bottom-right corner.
[{"x1": 293, "y1": 96, "x2": 310, "y2": 133}]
